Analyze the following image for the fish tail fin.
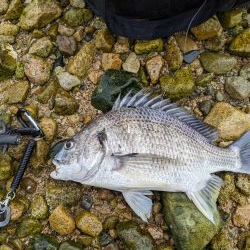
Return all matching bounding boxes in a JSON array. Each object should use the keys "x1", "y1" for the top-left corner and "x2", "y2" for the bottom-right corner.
[
  {"x1": 229, "y1": 131, "x2": 250, "y2": 174},
  {"x1": 186, "y1": 175, "x2": 223, "y2": 224}
]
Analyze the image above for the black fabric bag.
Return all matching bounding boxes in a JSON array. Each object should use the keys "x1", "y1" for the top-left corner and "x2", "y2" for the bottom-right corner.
[{"x1": 86, "y1": 0, "x2": 249, "y2": 39}]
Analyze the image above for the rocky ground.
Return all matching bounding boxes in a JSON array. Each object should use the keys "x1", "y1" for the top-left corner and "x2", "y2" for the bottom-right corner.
[{"x1": 0, "y1": 1, "x2": 250, "y2": 249}]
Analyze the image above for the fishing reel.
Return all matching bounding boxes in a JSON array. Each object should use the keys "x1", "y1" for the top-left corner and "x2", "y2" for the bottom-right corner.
[{"x1": 0, "y1": 108, "x2": 44, "y2": 227}]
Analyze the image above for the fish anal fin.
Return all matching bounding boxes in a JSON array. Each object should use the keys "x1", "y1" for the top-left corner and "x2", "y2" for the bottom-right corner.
[
  {"x1": 122, "y1": 190, "x2": 153, "y2": 222},
  {"x1": 186, "y1": 175, "x2": 223, "y2": 224}
]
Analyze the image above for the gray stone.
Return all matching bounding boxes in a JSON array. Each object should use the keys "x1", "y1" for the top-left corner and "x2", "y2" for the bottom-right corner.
[
  {"x1": 240, "y1": 63, "x2": 250, "y2": 79},
  {"x1": 55, "y1": 66, "x2": 81, "y2": 91},
  {"x1": 225, "y1": 76, "x2": 250, "y2": 100}
]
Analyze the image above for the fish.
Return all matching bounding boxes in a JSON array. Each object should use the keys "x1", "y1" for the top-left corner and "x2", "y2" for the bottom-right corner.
[{"x1": 50, "y1": 90, "x2": 250, "y2": 223}]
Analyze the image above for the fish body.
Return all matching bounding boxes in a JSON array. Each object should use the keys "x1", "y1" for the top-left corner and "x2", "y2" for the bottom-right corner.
[{"x1": 51, "y1": 91, "x2": 250, "y2": 223}]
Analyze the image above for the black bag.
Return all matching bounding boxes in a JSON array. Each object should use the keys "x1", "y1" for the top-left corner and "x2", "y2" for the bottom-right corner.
[{"x1": 86, "y1": 0, "x2": 249, "y2": 39}]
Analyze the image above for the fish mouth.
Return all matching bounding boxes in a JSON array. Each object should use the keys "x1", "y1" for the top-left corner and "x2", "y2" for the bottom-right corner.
[{"x1": 50, "y1": 159, "x2": 61, "y2": 178}]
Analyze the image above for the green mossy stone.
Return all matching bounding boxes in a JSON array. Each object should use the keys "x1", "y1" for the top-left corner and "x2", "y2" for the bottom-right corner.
[
  {"x1": 37, "y1": 80, "x2": 59, "y2": 104},
  {"x1": 29, "y1": 234, "x2": 59, "y2": 250},
  {"x1": 5, "y1": 0, "x2": 24, "y2": 20},
  {"x1": 134, "y1": 38, "x2": 163, "y2": 54},
  {"x1": 63, "y1": 8, "x2": 93, "y2": 27},
  {"x1": 0, "y1": 153, "x2": 13, "y2": 181},
  {"x1": 161, "y1": 192, "x2": 221, "y2": 250},
  {"x1": 5, "y1": 81, "x2": 30, "y2": 104},
  {"x1": 16, "y1": 218, "x2": 43, "y2": 238},
  {"x1": 200, "y1": 52, "x2": 237, "y2": 74},
  {"x1": 46, "y1": 179, "x2": 82, "y2": 210},
  {"x1": 220, "y1": 9, "x2": 244, "y2": 28},
  {"x1": 30, "y1": 195, "x2": 49, "y2": 219},
  {"x1": 116, "y1": 221, "x2": 155, "y2": 250},
  {"x1": 0, "y1": 23, "x2": 19, "y2": 36},
  {"x1": 54, "y1": 89, "x2": 79, "y2": 116},
  {"x1": 29, "y1": 37, "x2": 53, "y2": 58},
  {"x1": 94, "y1": 27, "x2": 114, "y2": 52},
  {"x1": 160, "y1": 69, "x2": 195, "y2": 99},
  {"x1": 15, "y1": 61, "x2": 25, "y2": 79},
  {"x1": 59, "y1": 241, "x2": 84, "y2": 250},
  {"x1": 91, "y1": 69, "x2": 140, "y2": 112},
  {"x1": 196, "y1": 73, "x2": 214, "y2": 86},
  {"x1": 0, "y1": 231, "x2": 8, "y2": 244},
  {"x1": 229, "y1": 28, "x2": 250, "y2": 57},
  {"x1": 20, "y1": 0, "x2": 62, "y2": 30},
  {"x1": 0, "y1": 113, "x2": 11, "y2": 124}
]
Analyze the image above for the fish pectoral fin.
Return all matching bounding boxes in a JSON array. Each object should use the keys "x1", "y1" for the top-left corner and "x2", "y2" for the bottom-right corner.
[
  {"x1": 122, "y1": 190, "x2": 153, "y2": 222},
  {"x1": 186, "y1": 174, "x2": 223, "y2": 224}
]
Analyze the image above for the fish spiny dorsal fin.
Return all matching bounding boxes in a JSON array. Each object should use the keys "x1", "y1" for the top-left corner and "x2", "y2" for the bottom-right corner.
[
  {"x1": 186, "y1": 175, "x2": 223, "y2": 224},
  {"x1": 112, "y1": 90, "x2": 219, "y2": 143}
]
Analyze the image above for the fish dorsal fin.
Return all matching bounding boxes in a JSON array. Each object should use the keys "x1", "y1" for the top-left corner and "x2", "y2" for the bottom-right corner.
[
  {"x1": 122, "y1": 190, "x2": 153, "y2": 222},
  {"x1": 186, "y1": 175, "x2": 223, "y2": 224},
  {"x1": 113, "y1": 90, "x2": 219, "y2": 143}
]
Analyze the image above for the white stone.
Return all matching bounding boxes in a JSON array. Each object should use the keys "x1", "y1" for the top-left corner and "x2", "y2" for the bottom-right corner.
[{"x1": 122, "y1": 52, "x2": 140, "y2": 74}]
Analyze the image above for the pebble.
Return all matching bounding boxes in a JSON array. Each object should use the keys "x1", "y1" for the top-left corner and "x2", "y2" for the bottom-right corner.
[
  {"x1": 88, "y1": 70, "x2": 103, "y2": 84},
  {"x1": 73, "y1": 27, "x2": 85, "y2": 42},
  {"x1": 37, "y1": 80, "x2": 59, "y2": 104},
  {"x1": 122, "y1": 52, "x2": 140, "y2": 74},
  {"x1": 200, "y1": 52, "x2": 237, "y2": 74},
  {"x1": 80, "y1": 195, "x2": 93, "y2": 210},
  {"x1": 229, "y1": 28, "x2": 250, "y2": 57},
  {"x1": 240, "y1": 63, "x2": 250, "y2": 79},
  {"x1": 113, "y1": 36, "x2": 130, "y2": 53},
  {"x1": 0, "y1": 0, "x2": 9, "y2": 14},
  {"x1": 67, "y1": 41, "x2": 96, "y2": 77},
  {"x1": 19, "y1": 0, "x2": 62, "y2": 30},
  {"x1": 204, "y1": 102, "x2": 250, "y2": 140},
  {"x1": 117, "y1": 221, "x2": 155, "y2": 250},
  {"x1": 63, "y1": 8, "x2": 93, "y2": 27},
  {"x1": 102, "y1": 53, "x2": 122, "y2": 71},
  {"x1": 183, "y1": 50, "x2": 199, "y2": 64},
  {"x1": 134, "y1": 38, "x2": 163, "y2": 54},
  {"x1": 220, "y1": 9, "x2": 244, "y2": 28},
  {"x1": 10, "y1": 200, "x2": 26, "y2": 221},
  {"x1": 55, "y1": 66, "x2": 81, "y2": 91},
  {"x1": 0, "y1": 23, "x2": 20, "y2": 36},
  {"x1": 70, "y1": 0, "x2": 85, "y2": 8},
  {"x1": 30, "y1": 195, "x2": 49, "y2": 219},
  {"x1": 49, "y1": 204, "x2": 76, "y2": 235},
  {"x1": 20, "y1": 177, "x2": 37, "y2": 194},
  {"x1": 160, "y1": 69, "x2": 195, "y2": 99},
  {"x1": 58, "y1": 24, "x2": 75, "y2": 36},
  {"x1": 175, "y1": 33, "x2": 198, "y2": 53},
  {"x1": 196, "y1": 73, "x2": 214, "y2": 86},
  {"x1": 54, "y1": 89, "x2": 79, "y2": 115},
  {"x1": 94, "y1": 27, "x2": 114, "y2": 52},
  {"x1": 233, "y1": 204, "x2": 250, "y2": 229},
  {"x1": 146, "y1": 55, "x2": 164, "y2": 84},
  {"x1": 30, "y1": 140, "x2": 49, "y2": 168},
  {"x1": 29, "y1": 234, "x2": 59, "y2": 250},
  {"x1": 100, "y1": 232, "x2": 113, "y2": 246},
  {"x1": 4, "y1": 81, "x2": 30, "y2": 104},
  {"x1": 215, "y1": 91, "x2": 224, "y2": 101},
  {"x1": 39, "y1": 117, "x2": 58, "y2": 141},
  {"x1": 235, "y1": 175, "x2": 250, "y2": 196},
  {"x1": 225, "y1": 76, "x2": 250, "y2": 100},
  {"x1": 46, "y1": 179, "x2": 82, "y2": 210},
  {"x1": 56, "y1": 35, "x2": 77, "y2": 56},
  {"x1": 199, "y1": 100, "x2": 214, "y2": 116},
  {"x1": 191, "y1": 16, "x2": 223, "y2": 40},
  {"x1": 29, "y1": 37, "x2": 53, "y2": 58},
  {"x1": 76, "y1": 210, "x2": 103, "y2": 236},
  {"x1": 16, "y1": 218, "x2": 42, "y2": 238},
  {"x1": 0, "y1": 153, "x2": 13, "y2": 181},
  {"x1": 59, "y1": 241, "x2": 84, "y2": 250},
  {"x1": 23, "y1": 54, "x2": 51, "y2": 85},
  {"x1": 165, "y1": 36, "x2": 183, "y2": 71}
]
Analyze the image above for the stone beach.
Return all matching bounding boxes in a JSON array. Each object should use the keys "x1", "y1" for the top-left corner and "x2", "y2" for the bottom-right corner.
[{"x1": 0, "y1": 1, "x2": 250, "y2": 249}]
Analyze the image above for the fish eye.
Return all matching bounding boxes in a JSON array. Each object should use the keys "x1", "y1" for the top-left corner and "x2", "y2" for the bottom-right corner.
[{"x1": 64, "y1": 141, "x2": 74, "y2": 150}]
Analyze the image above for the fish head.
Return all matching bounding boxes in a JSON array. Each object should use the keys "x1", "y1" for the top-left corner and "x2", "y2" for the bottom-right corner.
[{"x1": 50, "y1": 125, "x2": 106, "y2": 182}]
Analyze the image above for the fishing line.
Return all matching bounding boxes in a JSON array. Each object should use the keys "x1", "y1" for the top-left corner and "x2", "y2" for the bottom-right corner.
[{"x1": 184, "y1": 0, "x2": 207, "y2": 52}]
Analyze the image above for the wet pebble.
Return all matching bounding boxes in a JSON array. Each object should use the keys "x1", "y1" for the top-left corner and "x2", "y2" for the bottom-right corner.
[
  {"x1": 80, "y1": 195, "x2": 93, "y2": 210},
  {"x1": 100, "y1": 232, "x2": 113, "y2": 246},
  {"x1": 199, "y1": 100, "x2": 214, "y2": 116},
  {"x1": 20, "y1": 177, "x2": 37, "y2": 194},
  {"x1": 30, "y1": 195, "x2": 49, "y2": 219}
]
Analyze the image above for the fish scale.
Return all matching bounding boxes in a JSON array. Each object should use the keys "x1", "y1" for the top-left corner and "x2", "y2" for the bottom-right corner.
[{"x1": 51, "y1": 91, "x2": 250, "y2": 223}]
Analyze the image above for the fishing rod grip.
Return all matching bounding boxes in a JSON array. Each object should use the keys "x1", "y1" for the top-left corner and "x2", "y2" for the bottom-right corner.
[
  {"x1": 0, "y1": 134, "x2": 21, "y2": 145},
  {"x1": 10, "y1": 139, "x2": 35, "y2": 191}
]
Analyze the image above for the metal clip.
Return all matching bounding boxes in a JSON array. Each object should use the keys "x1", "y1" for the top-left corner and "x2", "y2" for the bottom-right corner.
[{"x1": 0, "y1": 190, "x2": 15, "y2": 227}]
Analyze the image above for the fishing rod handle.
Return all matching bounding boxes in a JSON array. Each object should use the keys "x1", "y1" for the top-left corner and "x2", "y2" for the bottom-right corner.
[
  {"x1": 10, "y1": 139, "x2": 35, "y2": 191},
  {"x1": 0, "y1": 134, "x2": 21, "y2": 145}
]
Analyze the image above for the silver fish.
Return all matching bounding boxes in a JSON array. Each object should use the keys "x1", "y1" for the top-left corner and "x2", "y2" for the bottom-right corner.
[{"x1": 50, "y1": 90, "x2": 250, "y2": 223}]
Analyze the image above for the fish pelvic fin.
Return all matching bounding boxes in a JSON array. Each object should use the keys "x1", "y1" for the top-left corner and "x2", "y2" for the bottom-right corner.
[
  {"x1": 229, "y1": 131, "x2": 250, "y2": 174},
  {"x1": 122, "y1": 190, "x2": 153, "y2": 222},
  {"x1": 113, "y1": 90, "x2": 219, "y2": 143},
  {"x1": 186, "y1": 174, "x2": 223, "y2": 224}
]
